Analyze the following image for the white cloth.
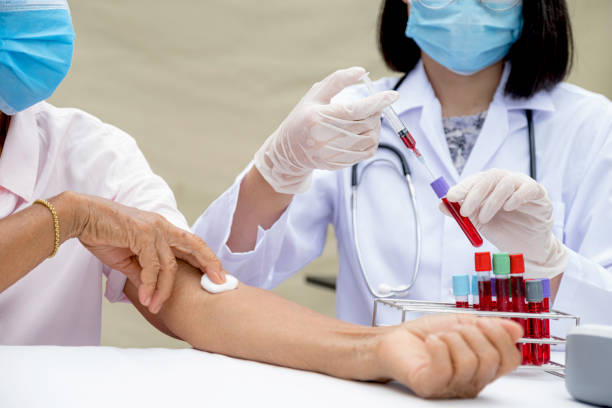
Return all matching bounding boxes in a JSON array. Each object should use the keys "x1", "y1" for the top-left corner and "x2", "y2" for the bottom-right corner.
[
  {"x1": 0, "y1": 346, "x2": 577, "y2": 408},
  {"x1": 0, "y1": 102, "x2": 188, "y2": 346},
  {"x1": 193, "y1": 62, "x2": 612, "y2": 331}
]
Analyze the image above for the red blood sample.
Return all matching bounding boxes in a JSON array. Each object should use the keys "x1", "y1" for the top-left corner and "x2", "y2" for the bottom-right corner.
[
  {"x1": 495, "y1": 277, "x2": 511, "y2": 312},
  {"x1": 474, "y1": 252, "x2": 492, "y2": 311},
  {"x1": 509, "y1": 254, "x2": 528, "y2": 363},
  {"x1": 542, "y1": 296, "x2": 551, "y2": 363},
  {"x1": 399, "y1": 130, "x2": 423, "y2": 158},
  {"x1": 541, "y1": 278, "x2": 552, "y2": 364},
  {"x1": 492, "y1": 254, "x2": 511, "y2": 312},
  {"x1": 478, "y1": 279, "x2": 492, "y2": 311},
  {"x1": 456, "y1": 301, "x2": 469, "y2": 308},
  {"x1": 526, "y1": 280, "x2": 544, "y2": 366},
  {"x1": 491, "y1": 277, "x2": 497, "y2": 311},
  {"x1": 431, "y1": 177, "x2": 483, "y2": 247},
  {"x1": 442, "y1": 198, "x2": 484, "y2": 247}
]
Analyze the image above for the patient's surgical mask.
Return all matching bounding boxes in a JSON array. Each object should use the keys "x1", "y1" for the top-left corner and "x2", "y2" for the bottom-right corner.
[
  {"x1": 0, "y1": 0, "x2": 75, "y2": 115},
  {"x1": 405, "y1": 0, "x2": 523, "y2": 75}
]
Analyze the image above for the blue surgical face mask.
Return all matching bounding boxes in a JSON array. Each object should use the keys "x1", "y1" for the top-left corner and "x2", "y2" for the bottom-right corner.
[
  {"x1": 0, "y1": 0, "x2": 75, "y2": 115},
  {"x1": 405, "y1": 0, "x2": 523, "y2": 75}
]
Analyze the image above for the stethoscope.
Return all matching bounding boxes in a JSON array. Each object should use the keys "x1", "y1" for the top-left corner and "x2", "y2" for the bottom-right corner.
[{"x1": 351, "y1": 73, "x2": 536, "y2": 298}]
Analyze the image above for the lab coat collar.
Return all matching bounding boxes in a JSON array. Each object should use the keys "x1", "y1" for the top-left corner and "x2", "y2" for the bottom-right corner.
[
  {"x1": 393, "y1": 60, "x2": 556, "y2": 115},
  {"x1": 493, "y1": 62, "x2": 556, "y2": 113},
  {"x1": 0, "y1": 105, "x2": 41, "y2": 202},
  {"x1": 391, "y1": 60, "x2": 437, "y2": 115},
  {"x1": 393, "y1": 61, "x2": 555, "y2": 183}
]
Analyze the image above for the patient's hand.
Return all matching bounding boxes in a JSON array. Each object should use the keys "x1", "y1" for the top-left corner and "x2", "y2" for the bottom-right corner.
[
  {"x1": 376, "y1": 315, "x2": 522, "y2": 399},
  {"x1": 68, "y1": 193, "x2": 226, "y2": 314}
]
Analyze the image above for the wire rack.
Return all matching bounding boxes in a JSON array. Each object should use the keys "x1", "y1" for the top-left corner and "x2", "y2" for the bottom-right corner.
[{"x1": 372, "y1": 298, "x2": 580, "y2": 378}]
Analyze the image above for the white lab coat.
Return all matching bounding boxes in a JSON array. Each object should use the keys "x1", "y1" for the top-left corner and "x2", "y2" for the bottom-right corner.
[{"x1": 193, "y1": 62, "x2": 612, "y2": 333}]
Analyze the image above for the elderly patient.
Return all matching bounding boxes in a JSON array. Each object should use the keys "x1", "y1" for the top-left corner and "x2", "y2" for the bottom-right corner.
[{"x1": 0, "y1": 0, "x2": 521, "y2": 400}]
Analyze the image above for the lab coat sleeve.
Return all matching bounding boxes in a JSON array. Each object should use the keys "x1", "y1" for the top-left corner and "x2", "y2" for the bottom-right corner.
[
  {"x1": 552, "y1": 99, "x2": 612, "y2": 329},
  {"x1": 192, "y1": 165, "x2": 336, "y2": 288}
]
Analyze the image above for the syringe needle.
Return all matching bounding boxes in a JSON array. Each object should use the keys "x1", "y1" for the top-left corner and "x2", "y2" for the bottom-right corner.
[
  {"x1": 417, "y1": 155, "x2": 436, "y2": 180},
  {"x1": 362, "y1": 72, "x2": 436, "y2": 179}
]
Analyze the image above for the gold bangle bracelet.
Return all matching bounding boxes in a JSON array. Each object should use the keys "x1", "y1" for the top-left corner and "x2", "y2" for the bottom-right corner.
[{"x1": 34, "y1": 199, "x2": 60, "y2": 258}]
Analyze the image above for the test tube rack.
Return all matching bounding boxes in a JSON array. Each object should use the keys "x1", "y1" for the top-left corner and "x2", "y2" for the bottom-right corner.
[{"x1": 371, "y1": 298, "x2": 580, "y2": 378}]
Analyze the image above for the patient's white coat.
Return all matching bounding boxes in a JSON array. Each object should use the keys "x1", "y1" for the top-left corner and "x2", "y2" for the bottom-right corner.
[{"x1": 201, "y1": 274, "x2": 239, "y2": 293}]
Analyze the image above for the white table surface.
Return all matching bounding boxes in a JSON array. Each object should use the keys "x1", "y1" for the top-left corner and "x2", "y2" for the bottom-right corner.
[{"x1": 0, "y1": 347, "x2": 586, "y2": 408}]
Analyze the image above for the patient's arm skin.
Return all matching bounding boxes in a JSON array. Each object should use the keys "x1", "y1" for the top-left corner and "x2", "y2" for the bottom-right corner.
[
  {"x1": 0, "y1": 192, "x2": 79, "y2": 293},
  {"x1": 124, "y1": 261, "x2": 523, "y2": 399}
]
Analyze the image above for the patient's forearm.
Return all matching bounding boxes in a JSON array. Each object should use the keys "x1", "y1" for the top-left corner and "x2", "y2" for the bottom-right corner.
[{"x1": 126, "y1": 261, "x2": 387, "y2": 381}]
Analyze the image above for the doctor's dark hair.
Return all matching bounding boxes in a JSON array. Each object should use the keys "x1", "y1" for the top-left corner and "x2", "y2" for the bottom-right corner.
[{"x1": 378, "y1": 0, "x2": 574, "y2": 98}]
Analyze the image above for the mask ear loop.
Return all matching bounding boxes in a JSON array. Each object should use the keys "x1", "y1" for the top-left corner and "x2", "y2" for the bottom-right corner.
[
  {"x1": 480, "y1": 0, "x2": 522, "y2": 12},
  {"x1": 413, "y1": 0, "x2": 455, "y2": 10}
]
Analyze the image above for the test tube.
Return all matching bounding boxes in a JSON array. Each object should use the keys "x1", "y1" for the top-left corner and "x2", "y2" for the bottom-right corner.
[
  {"x1": 541, "y1": 278, "x2": 551, "y2": 364},
  {"x1": 493, "y1": 253, "x2": 511, "y2": 312},
  {"x1": 452, "y1": 274, "x2": 470, "y2": 308},
  {"x1": 491, "y1": 277, "x2": 497, "y2": 311},
  {"x1": 526, "y1": 279, "x2": 544, "y2": 366},
  {"x1": 509, "y1": 254, "x2": 528, "y2": 363},
  {"x1": 431, "y1": 177, "x2": 484, "y2": 247},
  {"x1": 474, "y1": 252, "x2": 492, "y2": 311},
  {"x1": 471, "y1": 274, "x2": 479, "y2": 310}
]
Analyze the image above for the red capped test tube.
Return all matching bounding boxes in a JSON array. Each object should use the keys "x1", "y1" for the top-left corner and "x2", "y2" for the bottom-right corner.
[
  {"x1": 431, "y1": 177, "x2": 483, "y2": 247},
  {"x1": 541, "y1": 278, "x2": 551, "y2": 364},
  {"x1": 526, "y1": 279, "x2": 544, "y2": 366},
  {"x1": 471, "y1": 275, "x2": 479, "y2": 310},
  {"x1": 492, "y1": 253, "x2": 511, "y2": 312},
  {"x1": 509, "y1": 254, "x2": 529, "y2": 363},
  {"x1": 452, "y1": 274, "x2": 470, "y2": 308},
  {"x1": 474, "y1": 252, "x2": 492, "y2": 311}
]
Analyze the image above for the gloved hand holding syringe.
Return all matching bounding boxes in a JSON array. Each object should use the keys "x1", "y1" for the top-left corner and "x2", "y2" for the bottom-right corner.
[{"x1": 361, "y1": 73, "x2": 483, "y2": 247}]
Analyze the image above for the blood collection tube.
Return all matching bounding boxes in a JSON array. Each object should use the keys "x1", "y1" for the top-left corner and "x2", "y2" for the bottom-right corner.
[
  {"x1": 509, "y1": 254, "x2": 529, "y2": 363},
  {"x1": 491, "y1": 277, "x2": 497, "y2": 311},
  {"x1": 474, "y1": 252, "x2": 492, "y2": 311},
  {"x1": 509, "y1": 254, "x2": 526, "y2": 313},
  {"x1": 471, "y1": 274, "x2": 479, "y2": 310},
  {"x1": 452, "y1": 274, "x2": 470, "y2": 308},
  {"x1": 430, "y1": 177, "x2": 483, "y2": 247},
  {"x1": 493, "y1": 253, "x2": 511, "y2": 312},
  {"x1": 526, "y1": 279, "x2": 544, "y2": 366},
  {"x1": 541, "y1": 278, "x2": 551, "y2": 364}
]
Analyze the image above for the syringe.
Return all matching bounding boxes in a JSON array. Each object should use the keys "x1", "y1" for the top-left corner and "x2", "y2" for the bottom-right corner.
[
  {"x1": 361, "y1": 73, "x2": 483, "y2": 248},
  {"x1": 361, "y1": 73, "x2": 435, "y2": 180}
]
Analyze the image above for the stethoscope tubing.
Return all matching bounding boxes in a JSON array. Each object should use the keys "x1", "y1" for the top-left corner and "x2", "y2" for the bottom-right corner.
[
  {"x1": 351, "y1": 143, "x2": 422, "y2": 298},
  {"x1": 350, "y1": 73, "x2": 535, "y2": 299}
]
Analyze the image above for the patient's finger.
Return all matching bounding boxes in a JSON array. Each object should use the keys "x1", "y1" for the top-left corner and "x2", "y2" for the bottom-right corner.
[{"x1": 149, "y1": 241, "x2": 178, "y2": 314}]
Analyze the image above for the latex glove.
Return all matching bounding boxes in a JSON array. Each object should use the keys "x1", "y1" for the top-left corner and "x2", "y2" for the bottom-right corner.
[
  {"x1": 377, "y1": 314, "x2": 522, "y2": 398},
  {"x1": 442, "y1": 169, "x2": 568, "y2": 278},
  {"x1": 70, "y1": 193, "x2": 226, "y2": 314},
  {"x1": 254, "y1": 66, "x2": 399, "y2": 194}
]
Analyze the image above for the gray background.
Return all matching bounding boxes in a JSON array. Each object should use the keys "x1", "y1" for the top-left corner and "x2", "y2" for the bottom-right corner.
[{"x1": 49, "y1": 0, "x2": 612, "y2": 348}]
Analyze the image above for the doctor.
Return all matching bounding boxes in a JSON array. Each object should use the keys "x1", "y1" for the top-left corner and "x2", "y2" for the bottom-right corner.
[{"x1": 194, "y1": 0, "x2": 612, "y2": 328}]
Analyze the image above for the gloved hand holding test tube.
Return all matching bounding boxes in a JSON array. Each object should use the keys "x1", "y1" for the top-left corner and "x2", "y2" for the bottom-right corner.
[{"x1": 361, "y1": 73, "x2": 483, "y2": 247}]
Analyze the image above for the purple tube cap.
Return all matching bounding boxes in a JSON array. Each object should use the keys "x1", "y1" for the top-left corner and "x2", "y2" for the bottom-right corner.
[
  {"x1": 430, "y1": 176, "x2": 450, "y2": 199},
  {"x1": 541, "y1": 278, "x2": 551, "y2": 298}
]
